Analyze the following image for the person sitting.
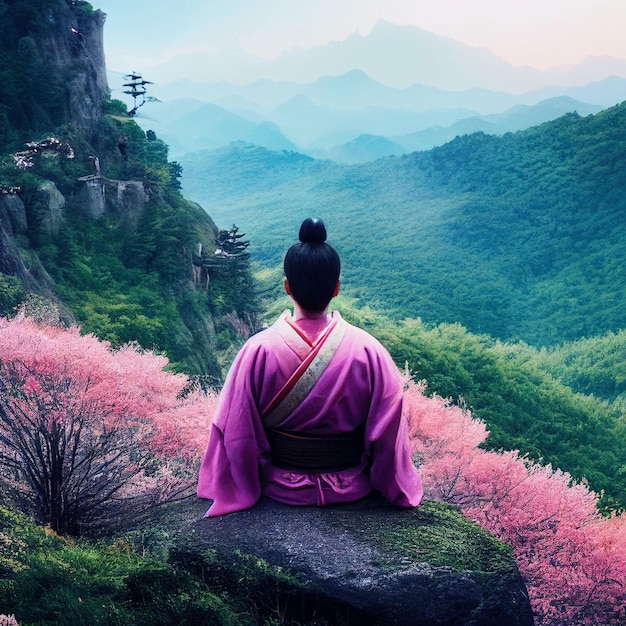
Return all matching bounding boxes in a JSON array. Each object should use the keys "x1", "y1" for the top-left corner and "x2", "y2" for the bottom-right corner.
[{"x1": 197, "y1": 217, "x2": 423, "y2": 516}]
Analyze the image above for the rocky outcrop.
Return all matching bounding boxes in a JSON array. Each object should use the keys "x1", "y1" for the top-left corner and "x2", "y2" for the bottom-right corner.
[
  {"x1": 1, "y1": 0, "x2": 108, "y2": 140},
  {"x1": 0, "y1": 189, "x2": 73, "y2": 322},
  {"x1": 172, "y1": 496, "x2": 534, "y2": 626},
  {"x1": 0, "y1": 221, "x2": 56, "y2": 303},
  {"x1": 105, "y1": 180, "x2": 148, "y2": 223},
  {"x1": 33, "y1": 1, "x2": 108, "y2": 133},
  {"x1": 0, "y1": 195, "x2": 28, "y2": 237},
  {"x1": 79, "y1": 176, "x2": 148, "y2": 224},
  {"x1": 0, "y1": 1, "x2": 235, "y2": 377},
  {"x1": 38, "y1": 181, "x2": 66, "y2": 236}
]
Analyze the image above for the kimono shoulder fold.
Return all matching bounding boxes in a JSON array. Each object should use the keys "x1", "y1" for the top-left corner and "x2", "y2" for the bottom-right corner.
[{"x1": 261, "y1": 313, "x2": 348, "y2": 429}]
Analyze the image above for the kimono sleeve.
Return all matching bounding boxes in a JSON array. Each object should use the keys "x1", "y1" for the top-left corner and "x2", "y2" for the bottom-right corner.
[
  {"x1": 365, "y1": 344, "x2": 423, "y2": 508},
  {"x1": 196, "y1": 342, "x2": 269, "y2": 516}
]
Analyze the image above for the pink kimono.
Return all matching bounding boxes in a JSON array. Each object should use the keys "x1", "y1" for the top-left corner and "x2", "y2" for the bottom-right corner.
[{"x1": 197, "y1": 310, "x2": 423, "y2": 516}]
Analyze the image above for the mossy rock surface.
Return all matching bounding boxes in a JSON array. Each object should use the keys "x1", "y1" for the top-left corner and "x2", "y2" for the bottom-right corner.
[{"x1": 173, "y1": 496, "x2": 534, "y2": 626}]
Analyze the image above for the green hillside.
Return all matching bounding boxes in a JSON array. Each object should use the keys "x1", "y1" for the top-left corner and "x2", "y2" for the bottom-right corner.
[
  {"x1": 182, "y1": 104, "x2": 626, "y2": 347},
  {"x1": 532, "y1": 330, "x2": 626, "y2": 406}
]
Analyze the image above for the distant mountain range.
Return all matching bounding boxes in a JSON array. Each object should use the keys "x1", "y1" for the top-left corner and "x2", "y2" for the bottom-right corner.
[
  {"x1": 126, "y1": 21, "x2": 626, "y2": 92},
  {"x1": 133, "y1": 71, "x2": 611, "y2": 161},
  {"x1": 113, "y1": 20, "x2": 626, "y2": 162}
]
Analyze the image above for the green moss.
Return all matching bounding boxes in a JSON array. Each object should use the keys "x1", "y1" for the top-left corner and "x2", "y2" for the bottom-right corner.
[
  {"x1": 171, "y1": 547, "x2": 350, "y2": 626},
  {"x1": 76, "y1": 1, "x2": 95, "y2": 13},
  {"x1": 330, "y1": 500, "x2": 514, "y2": 575}
]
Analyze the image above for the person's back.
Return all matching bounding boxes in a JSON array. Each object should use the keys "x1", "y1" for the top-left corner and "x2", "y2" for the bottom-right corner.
[{"x1": 197, "y1": 218, "x2": 423, "y2": 516}]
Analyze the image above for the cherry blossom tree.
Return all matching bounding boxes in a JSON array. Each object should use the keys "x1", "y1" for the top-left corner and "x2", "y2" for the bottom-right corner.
[
  {"x1": 403, "y1": 376, "x2": 626, "y2": 626},
  {"x1": 0, "y1": 315, "x2": 216, "y2": 536}
]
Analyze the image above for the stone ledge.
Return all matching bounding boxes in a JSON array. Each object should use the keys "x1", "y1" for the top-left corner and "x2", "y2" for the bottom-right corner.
[{"x1": 172, "y1": 496, "x2": 534, "y2": 626}]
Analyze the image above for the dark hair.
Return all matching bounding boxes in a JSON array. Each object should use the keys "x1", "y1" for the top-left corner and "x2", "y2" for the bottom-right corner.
[{"x1": 284, "y1": 218, "x2": 340, "y2": 312}]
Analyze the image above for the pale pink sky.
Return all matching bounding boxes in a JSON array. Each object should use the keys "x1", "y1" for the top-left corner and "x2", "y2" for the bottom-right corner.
[{"x1": 98, "y1": 0, "x2": 626, "y2": 71}]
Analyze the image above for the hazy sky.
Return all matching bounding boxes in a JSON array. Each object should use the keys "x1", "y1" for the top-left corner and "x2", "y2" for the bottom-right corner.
[{"x1": 97, "y1": 0, "x2": 626, "y2": 73}]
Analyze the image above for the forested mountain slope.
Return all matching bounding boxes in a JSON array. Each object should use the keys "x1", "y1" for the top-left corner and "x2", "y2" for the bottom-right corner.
[
  {"x1": 182, "y1": 103, "x2": 626, "y2": 347},
  {"x1": 0, "y1": 0, "x2": 257, "y2": 377}
]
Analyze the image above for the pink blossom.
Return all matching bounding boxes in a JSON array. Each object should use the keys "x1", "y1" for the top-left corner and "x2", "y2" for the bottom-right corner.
[
  {"x1": 0, "y1": 316, "x2": 211, "y2": 535},
  {"x1": 404, "y1": 377, "x2": 626, "y2": 625}
]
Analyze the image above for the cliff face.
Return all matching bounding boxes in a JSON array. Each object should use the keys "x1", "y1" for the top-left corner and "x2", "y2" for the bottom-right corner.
[
  {"x1": 36, "y1": 1, "x2": 109, "y2": 133},
  {"x1": 0, "y1": 1, "x2": 247, "y2": 378},
  {"x1": 0, "y1": 0, "x2": 109, "y2": 139},
  {"x1": 0, "y1": 185, "x2": 72, "y2": 322},
  {"x1": 0, "y1": 0, "x2": 110, "y2": 317}
]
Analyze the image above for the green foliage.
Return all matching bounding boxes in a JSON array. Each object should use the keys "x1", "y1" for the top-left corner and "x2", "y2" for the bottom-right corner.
[
  {"x1": 104, "y1": 98, "x2": 128, "y2": 117},
  {"x1": 529, "y1": 330, "x2": 626, "y2": 404},
  {"x1": 0, "y1": 507, "x2": 247, "y2": 625},
  {"x1": 207, "y1": 262, "x2": 257, "y2": 320},
  {"x1": 0, "y1": 274, "x2": 25, "y2": 317},
  {"x1": 183, "y1": 104, "x2": 626, "y2": 347}
]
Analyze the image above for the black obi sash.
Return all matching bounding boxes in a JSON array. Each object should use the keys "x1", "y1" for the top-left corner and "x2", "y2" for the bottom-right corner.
[{"x1": 267, "y1": 426, "x2": 365, "y2": 473}]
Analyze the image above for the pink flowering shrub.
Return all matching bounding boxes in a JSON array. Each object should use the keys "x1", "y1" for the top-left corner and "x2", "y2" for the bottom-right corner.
[
  {"x1": 0, "y1": 615, "x2": 18, "y2": 626},
  {"x1": 403, "y1": 377, "x2": 626, "y2": 626},
  {"x1": 0, "y1": 315, "x2": 217, "y2": 536}
]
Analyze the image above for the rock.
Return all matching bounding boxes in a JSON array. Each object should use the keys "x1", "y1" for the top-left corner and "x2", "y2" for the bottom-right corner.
[
  {"x1": 173, "y1": 496, "x2": 534, "y2": 626},
  {"x1": 38, "y1": 181, "x2": 66, "y2": 236},
  {"x1": 105, "y1": 180, "x2": 148, "y2": 224},
  {"x1": 77, "y1": 177, "x2": 148, "y2": 224},
  {"x1": 35, "y1": 2, "x2": 108, "y2": 133},
  {"x1": 0, "y1": 190, "x2": 74, "y2": 323},
  {"x1": 0, "y1": 195, "x2": 28, "y2": 236},
  {"x1": 80, "y1": 178, "x2": 106, "y2": 219}
]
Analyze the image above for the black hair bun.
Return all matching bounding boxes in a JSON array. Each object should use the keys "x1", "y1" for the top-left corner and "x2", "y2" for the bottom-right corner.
[{"x1": 299, "y1": 217, "x2": 327, "y2": 244}]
